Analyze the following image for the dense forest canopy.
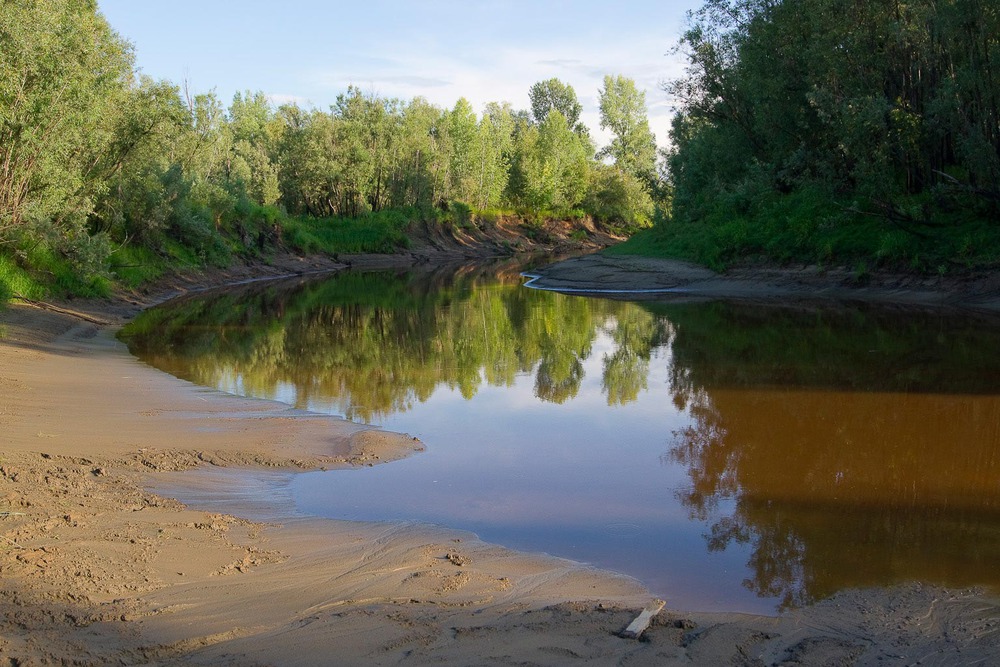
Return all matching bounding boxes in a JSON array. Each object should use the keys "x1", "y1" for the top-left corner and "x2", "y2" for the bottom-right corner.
[
  {"x1": 624, "y1": 0, "x2": 1000, "y2": 270},
  {"x1": 0, "y1": 0, "x2": 660, "y2": 299}
]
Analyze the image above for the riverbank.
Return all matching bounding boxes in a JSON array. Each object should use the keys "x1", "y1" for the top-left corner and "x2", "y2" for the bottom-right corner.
[
  {"x1": 525, "y1": 253, "x2": 1000, "y2": 312},
  {"x1": 2, "y1": 253, "x2": 999, "y2": 665}
]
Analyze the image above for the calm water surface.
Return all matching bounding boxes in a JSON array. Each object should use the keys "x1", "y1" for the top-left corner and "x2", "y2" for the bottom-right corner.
[{"x1": 121, "y1": 262, "x2": 1000, "y2": 613}]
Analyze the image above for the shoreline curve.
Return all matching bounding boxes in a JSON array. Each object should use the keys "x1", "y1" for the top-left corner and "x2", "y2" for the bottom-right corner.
[{"x1": 2, "y1": 254, "x2": 998, "y2": 665}]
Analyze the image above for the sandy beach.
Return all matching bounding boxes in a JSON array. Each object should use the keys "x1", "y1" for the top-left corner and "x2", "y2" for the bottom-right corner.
[{"x1": 2, "y1": 256, "x2": 999, "y2": 665}]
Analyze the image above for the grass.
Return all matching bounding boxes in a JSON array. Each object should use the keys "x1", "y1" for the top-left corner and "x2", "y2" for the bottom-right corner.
[
  {"x1": 280, "y1": 211, "x2": 410, "y2": 255},
  {"x1": 609, "y1": 188, "x2": 1000, "y2": 274},
  {"x1": 29, "y1": 244, "x2": 110, "y2": 297},
  {"x1": 2, "y1": 207, "x2": 418, "y2": 306},
  {"x1": 0, "y1": 253, "x2": 45, "y2": 302},
  {"x1": 108, "y1": 245, "x2": 167, "y2": 288}
]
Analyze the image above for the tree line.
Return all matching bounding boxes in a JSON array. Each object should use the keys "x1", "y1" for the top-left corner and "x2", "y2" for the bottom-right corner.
[
  {"x1": 0, "y1": 0, "x2": 661, "y2": 297},
  {"x1": 632, "y1": 0, "x2": 1000, "y2": 271}
]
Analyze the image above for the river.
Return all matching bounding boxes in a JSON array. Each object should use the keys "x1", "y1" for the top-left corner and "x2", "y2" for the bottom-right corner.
[{"x1": 120, "y1": 260, "x2": 1000, "y2": 613}]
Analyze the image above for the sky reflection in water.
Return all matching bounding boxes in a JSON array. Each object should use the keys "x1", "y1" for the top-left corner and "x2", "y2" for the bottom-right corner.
[{"x1": 122, "y1": 262, "x2": 1000, "y2": 613}]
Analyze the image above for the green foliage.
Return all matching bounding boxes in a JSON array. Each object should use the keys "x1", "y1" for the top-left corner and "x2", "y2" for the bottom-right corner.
[
  {"x1": 474, "y1": 208, "x2": 503, "y2": 225},
  {"x1": 449, "y1": 201, "x2": 474, "y2": 229},
  {"x1": 0, "y1": 253, "x2": 44, "y2": 302},
  {"x1": 652, "y1": 0, "x2": 1000, "y2": 271},
  {"x1": 108, "y1": 244, "x2": 165, "y2": 288},
  {"x1": 0, "y1": 0, "x2": 133, "y2": 235},
  {"x1": 598, "y1": 75, "x2": 658, "y2": 185},
  {"x1": 228, "y1": 91, "x2": 281, "y2": 206},
  {"x1": 0, "y1": 0, "x2": 661, "y2": 299},
  {"x1": 529, "y1": 78, "x2": 584, "y2": 133},
  {"x1": 616, "y1": 184, "x2": 1000, "y2": 271},
  {"x1": 16, "y1": 237, "x2": 110, "y2": 297},
  {"x1": 281, "y1": 211, "x2": 411, "y2": 255},
  {"x1": 476, "y1": 103, "x2": 516, "y2": 209},
  {"x1": 508, "y1": 110, "x2": 591, "y2": 212},
  {"x1": 585, "y1": 165, "x2": 654, "y2": 233}
]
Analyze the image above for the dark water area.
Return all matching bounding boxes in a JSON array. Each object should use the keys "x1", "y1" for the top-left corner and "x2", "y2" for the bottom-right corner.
[{"x1": 121, "y1": 261, "x2": 1000, "y2": 613}]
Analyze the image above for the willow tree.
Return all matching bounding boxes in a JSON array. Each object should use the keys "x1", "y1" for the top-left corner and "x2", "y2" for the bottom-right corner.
[
  {"x1": 330, "y1": 87, "x2": 404, "y2": 217},
  {"x1": 228, "y1": 91, "x2": 280, "y2": 207},
  {"x1": 0, "y1": 0, "x2": 134, "y2": 252}
]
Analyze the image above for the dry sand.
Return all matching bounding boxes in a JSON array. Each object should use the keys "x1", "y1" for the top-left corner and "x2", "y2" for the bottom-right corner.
[{"x1": 2, "y1": 257, "x2": 1000, "y2": 666}]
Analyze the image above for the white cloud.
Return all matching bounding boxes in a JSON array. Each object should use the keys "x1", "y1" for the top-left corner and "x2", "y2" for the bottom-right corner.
[
  {"x1": 267, "y1": 93, "x2": 313, "y2": 107},
  {"x1": 107, "y1": 0, "x2": 699, "y2": 151}
]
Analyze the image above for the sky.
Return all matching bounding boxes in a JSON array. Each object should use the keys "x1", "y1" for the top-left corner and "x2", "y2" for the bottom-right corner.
[{"x1": 96, "y1": 1, "x2": 702, "y2": 149}]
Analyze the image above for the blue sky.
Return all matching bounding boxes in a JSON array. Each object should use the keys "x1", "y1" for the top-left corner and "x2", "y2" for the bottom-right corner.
[{"x1": 97, "y1": 1, "x2": 701, "y2": 148}]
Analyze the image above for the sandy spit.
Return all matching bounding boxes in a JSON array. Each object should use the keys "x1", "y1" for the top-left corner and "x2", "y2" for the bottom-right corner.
[
  {"x1": 525, "y1": 253, "x2": 1000, "y2": 313},
  {"x1": 2, "y1": 255, "x2": 999, "y2": 666}
]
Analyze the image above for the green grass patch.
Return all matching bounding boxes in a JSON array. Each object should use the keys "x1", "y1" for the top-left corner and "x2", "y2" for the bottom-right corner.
[
  {"x1": 0, "y1": 252, "x2": 46, "y2": 303},
  {"x1": 609, "y1": 187, "x2": 1000, "y2": 274},
  {"x1": 607, "y1": 222, "x2": 729, "y2": 269},
  {"x1": 281, "y1": 210, "x2": 411, "y2": 255},
  {"x1": 21, "y1": 244, "x2": 110, "y2": 297},
  {"x1": 108, "y1": 244, "x2": 167, "y2": 288}
]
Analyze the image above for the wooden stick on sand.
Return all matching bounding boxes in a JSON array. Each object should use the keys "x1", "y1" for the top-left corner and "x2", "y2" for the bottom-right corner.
[{"x1": 620, "y1": 598, "x2": 665, "y2": 639}]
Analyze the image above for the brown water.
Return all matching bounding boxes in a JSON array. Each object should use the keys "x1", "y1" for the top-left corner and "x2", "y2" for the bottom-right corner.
[{"x1": 121, "y1": 263, "x2": 1000, "y2": 613}]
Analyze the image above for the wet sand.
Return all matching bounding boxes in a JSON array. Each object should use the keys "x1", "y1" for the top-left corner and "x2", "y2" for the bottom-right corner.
[
  {"x1": 525, "y1": 253, "x2": 1000, "y2": 312},
  {"x1": 2, "y1": 257, "x2": 999, "y2": 665}
]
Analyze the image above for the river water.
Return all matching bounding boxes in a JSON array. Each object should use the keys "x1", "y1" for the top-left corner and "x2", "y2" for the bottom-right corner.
[{"x1": 120, "y1": 261, "x2": 1000, "y2": 613}]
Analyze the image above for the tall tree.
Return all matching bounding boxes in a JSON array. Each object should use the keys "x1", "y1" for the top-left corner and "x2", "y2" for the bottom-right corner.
[
  {"x1": 598, "y1": 75, "x2": 657, "y2": 184},
  {"x1": 445, "y1": 97, "x2": 480, "y2": 203},
  {"x1": 228, "y1": 91, "x2": 280, "y2": 206},
  {"x1": 392, "y1": 97, "x2": 441, "y2": 208},
  {"x1": 529, "y1": 78, "x2": 584, "y2": 133},
  {"x1": 512, "y1": 110, "x2": 590, "y2": 211},
  {"x1": 475, "y1": 102, "x2": 515, "y2": 209},
  {"x1": 90, "y1": 77, "x2": 192, "y2": 245},
  {"x1": 0, "y1": 0, "x2": 134, "y2": 240}
]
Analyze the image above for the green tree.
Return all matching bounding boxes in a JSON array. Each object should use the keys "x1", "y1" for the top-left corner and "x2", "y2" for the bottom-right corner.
[
  {"x1": 391, "y1": 97, "x2": 441, "y2": 208},
  {"x1": 660, "y1": 0, "x2": 1000, "y2": 266},
  {"x1": 584, "y1": 163, "x2": 655, "y2": 230},
  {"x1": 445, "y1": 97, "x2": 480, "y2": 203},
  {"x1": 0, "y1": 0, "x2": 133, "y2": 260},
  {"x1": 474, "y1": 102, "x2": 515, "y2": 209},
  {"x1": 273, "y1": 105, "x2": 340, "y2": 217},
  {"x1": 529, "y1": 78, "x2": 585, "y2": 134},
  {"x1": 91, "y1": 77, "x2": 193, "y2": 247},
  {"x1": 598, "y1": 75, "x2": 657, "y2": 184},
  {"x1": 330, "y1": 86, "x2": 377, "y2": 217},
  {"x1": 228, "y1": 91, "x2": 280, "y2": 206},
  {"x1": 511, "y1": 110, "x2": 591, "y2": 211}
]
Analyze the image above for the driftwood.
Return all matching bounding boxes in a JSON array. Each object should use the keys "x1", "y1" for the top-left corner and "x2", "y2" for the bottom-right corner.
[
  {"x1": 12, "y1": 295, "x2": 112, "y2": 326},
  {"x1": 619, "y1": 598, "x2": 665, "y2": 639}
]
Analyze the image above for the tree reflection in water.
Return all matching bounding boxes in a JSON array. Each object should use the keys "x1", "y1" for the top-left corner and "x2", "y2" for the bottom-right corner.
[
  {"x1": 123, "y1": 271, "x2": 1000, "y2": 609},
  {"x1": 121, "y1": 261, "x2": 663, "y2": 420},
  {"x1": 664, "y1": 302, "x2": 1000, "y2": 609}
]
